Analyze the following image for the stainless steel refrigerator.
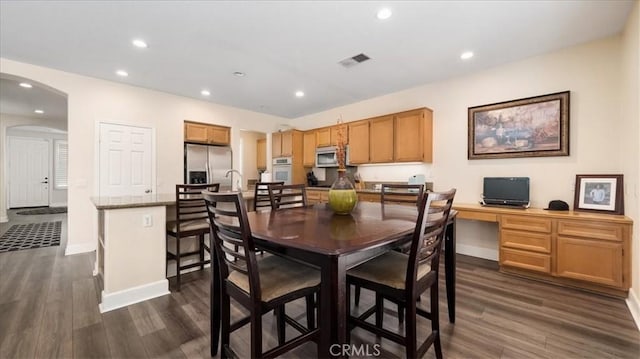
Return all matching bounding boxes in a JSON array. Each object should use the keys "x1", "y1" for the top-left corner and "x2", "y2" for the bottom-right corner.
[{"x1": 184, "y1": 144, "x2": 233, "y2": 189}]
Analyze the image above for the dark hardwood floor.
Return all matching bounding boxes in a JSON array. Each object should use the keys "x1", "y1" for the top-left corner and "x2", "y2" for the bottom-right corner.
[{"x1": 0, "y1": 211, "x2": 638, "y2": 358}]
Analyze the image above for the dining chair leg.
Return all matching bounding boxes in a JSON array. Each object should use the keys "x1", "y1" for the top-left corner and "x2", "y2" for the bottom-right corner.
[
  {"x1": 405, "y1": 298, "x2": 418, "y2": 358},
  {"x1": 375, "y1": 293, "x2": 384, "y2": 329},
  {"x1": 354, "y1": 285, "x2": 361, "y2": 306},
  {"x1": 250, "y1": 307, "x2": 263, "y2": 358},
  {"x1": 305, "y1": 294, "x2": 316, "y2": 330},
  {"x1": 199, "y1": 234, "x2": 205, "y2": 270},
  {"x1": 398, "y1": 303, "x2": 405, "y2": 324},
  {"x1": 176, "y1": 238, "x2": 181, "y2": 291},
  {"x1": 431, "y1": 283, "x2": 443, "y2": 359},
  {"x1": 276, "y1": 305, "x2": 286, "y2": 345},
  {"x1": 345, "y1": 284, "x2": 351, "y2": 343},
  {"x1": 221, "y1": 291, "x2": 231, "y2": 359}
]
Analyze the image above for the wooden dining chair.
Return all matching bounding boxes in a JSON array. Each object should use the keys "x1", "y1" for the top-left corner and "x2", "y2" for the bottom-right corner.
[
  {"x1": 253, "y1": 181, "x2": 284, "y2": 211},
  {"x1": 346, "y1": 189, "x2": 456, "y2": 359},
  {"x1": 166, "y1": 183, "x2": 220, "y2": 291},
  {"x1": 381, "y1": 183, "x2": 425, "y2": 206},
  {"x1": 354, "y1": 183, "x2": 426, "y2": 317},
  {"x1": 267, "y1": 183, "x2": 308, "y2": 210},
  {"x1": 203, "y1": 191, "x2": 320, "y2": 358}
]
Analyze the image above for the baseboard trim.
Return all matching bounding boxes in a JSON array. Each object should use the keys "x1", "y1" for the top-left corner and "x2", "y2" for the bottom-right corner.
[
  {"x1": 0, "y1": 215, "x2": 7, "y2": 223},
  {"x1": 49, "y1": 202, "x2": 67, "y2": 208},
  {"x1": 99, "y1": 279, "x2": 170, "y2": 313},
  {"x1": 456, "y1": 244, "x2": 499, "y2": 261},
  {"x1": 626, "y1": 289, "x2": 640, "y2": 331},
  {"x1": 65, "y1": 242, "x2": 96, "y2": 256}
]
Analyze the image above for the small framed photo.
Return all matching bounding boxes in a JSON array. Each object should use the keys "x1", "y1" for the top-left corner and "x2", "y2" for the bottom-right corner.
[{"x1": 574, "y1": 174, "x2": 624, "y2": 215}]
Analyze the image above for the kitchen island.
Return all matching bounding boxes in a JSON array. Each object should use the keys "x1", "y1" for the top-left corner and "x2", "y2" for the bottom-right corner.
[{"x1": 91, "y1": 191, "x2": 255, "y2": 313}]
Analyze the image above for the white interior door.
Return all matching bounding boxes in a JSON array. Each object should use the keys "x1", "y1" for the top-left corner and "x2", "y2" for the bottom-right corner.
[
  {"x1": 8, "y1": 137, "x2": 50, "y2": 208},
  {"x1": 99, "y1": 123, "x2": 153, "y2": 196}
]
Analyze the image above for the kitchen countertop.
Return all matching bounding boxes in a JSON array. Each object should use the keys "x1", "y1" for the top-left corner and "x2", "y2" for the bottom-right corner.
[
  {"x1": 91, "y1": 190, "x2": 255, "y2": 210},
  {"x1": 307, "y1": 186, "x2": 382, "y2": 194}
]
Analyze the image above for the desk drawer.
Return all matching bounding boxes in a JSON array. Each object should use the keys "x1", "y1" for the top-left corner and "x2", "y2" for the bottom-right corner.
[
  {"x1": 501, "y1": 215, "x2": 551, "y2": 233},
  {"x1": 457, "y1": 211, "x2": 497, "y2": 222},
  {"x1": 501, "y1": 229, "x2": 551, "y2": 253},
  {"x1": 500, "y1": 247, "x2": 551, "y2": 274},
  {"x1": 557, "y1": 220, "x2": 623, "y2": 242}
]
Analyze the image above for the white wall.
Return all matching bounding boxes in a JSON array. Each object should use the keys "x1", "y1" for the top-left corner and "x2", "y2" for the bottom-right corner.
[
  {"x1": 239, "y1": 131, "x2": 266, "y2": 188},
  {"x1": 0, "y1": 58, "x2": 287, "y2": 254},
  {"x1": 292, "y1": 36, "x2": 627, "y2": 261},
  {"x1": 620, "y1": 1, "x2": 640, "y2": 305},
  {"x1": 6, "y1": 125, "x2": 68, "y2": 206}
]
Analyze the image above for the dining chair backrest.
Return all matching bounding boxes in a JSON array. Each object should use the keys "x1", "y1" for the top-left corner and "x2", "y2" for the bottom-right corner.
[
  {"x1": 175, "y1": 183, "x2": 220, "y2": 232},
  {"x1": 253, "y1": 181, "x2": 285, "y2": 211},
  {"x1": 203, "y1": 191, "x2": 262, "y2": 297},
  {"x1": 268, "y1": 184, "x2": 308, "y2": 210},
  {"x1": 381, "y1": 184, "x2": 425, "y2": 206},
  {"x1": 405, "y1": 189, "x2": 456, "y2": 291}
]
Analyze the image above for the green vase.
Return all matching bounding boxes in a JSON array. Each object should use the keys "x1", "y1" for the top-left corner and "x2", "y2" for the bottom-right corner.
[{"x1": 328, "y1": 170, "x2": 358, "y2": 215}]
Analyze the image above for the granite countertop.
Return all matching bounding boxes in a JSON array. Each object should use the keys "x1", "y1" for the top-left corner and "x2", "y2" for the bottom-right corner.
[{"x1": 91, "y1": 191, "x2": 255, "y2": 210}]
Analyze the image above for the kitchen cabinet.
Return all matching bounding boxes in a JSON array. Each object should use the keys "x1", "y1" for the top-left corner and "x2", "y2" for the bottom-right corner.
[
  {"x1": 272, "y1": 131, "x2": 295, "y2": 158},
  {"x1": 303, "y1": 131, "x2": 316, "y2": 167},
  {"x1": 499, "y1": 215, "x2": 552, "y2": 274},
  {"x1": 307, "y1": 189, "x2": 329, "y2": 204},
  {"x1": 330, "y1": 125, "x2": 348, "y2": 146},
  {"x1": 257, "y1": 138, "x2": 267, "y2": 170},
  {"x1": 456, "y1": 203, "x2": 632, "y2": 297},
  {"x1": 348, "y1": 120, "x2": 370, "y2": 164},
  {"x1": 395, "y1": 108, "x2": 432, "y2": 162},
  {"x1": 272, "y1": 130, "x2": 305, "y2": 184},
  {"x1": 316, "y1": 127, "x2": 331, "y2": 147},
  {"x1": 369, "y1": 115, "x2": 394, "y2": 163},
  {"x1": 556, "y1": 220, "x2": 625, "y2": 288},
  {"x1": 184, "y1": 121, "x2": 230, "y2": 145}
]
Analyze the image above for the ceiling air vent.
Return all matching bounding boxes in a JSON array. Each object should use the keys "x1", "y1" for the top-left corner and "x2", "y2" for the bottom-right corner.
[{"x1": 338, "y1": 53, "x2": 371, "y2": 68}]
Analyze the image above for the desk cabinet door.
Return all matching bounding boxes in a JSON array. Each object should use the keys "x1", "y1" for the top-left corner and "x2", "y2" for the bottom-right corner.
[{"x1": 556, "y1": 236, "x2": 623, "y2": 288}]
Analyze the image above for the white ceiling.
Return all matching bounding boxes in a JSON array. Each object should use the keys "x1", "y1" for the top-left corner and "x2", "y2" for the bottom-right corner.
[
  {"x1": 0, "y1": 76, "x2": 68, "y2": 121},
  {"x1": 0, "y1": 1, "x2": 634, "y2": 119}
]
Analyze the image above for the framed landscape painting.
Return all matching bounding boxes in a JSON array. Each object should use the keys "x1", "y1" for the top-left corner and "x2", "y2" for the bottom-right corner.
[
  {"x1": 468, "y1": 91, "x2": 570, "y2": 159},
  {"x1": 574, "y1": 174, "x2": 624, "y2": 215}
]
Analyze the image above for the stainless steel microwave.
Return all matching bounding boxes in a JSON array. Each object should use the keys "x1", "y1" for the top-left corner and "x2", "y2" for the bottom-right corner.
[{"x1": 315, "y1": 146, "x2": 349, "y2": 168}]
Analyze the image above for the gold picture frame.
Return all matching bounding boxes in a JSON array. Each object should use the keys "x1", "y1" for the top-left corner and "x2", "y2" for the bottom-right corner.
[{"x1": 468, "y1": 91, "x2": 570, "y2": 159}]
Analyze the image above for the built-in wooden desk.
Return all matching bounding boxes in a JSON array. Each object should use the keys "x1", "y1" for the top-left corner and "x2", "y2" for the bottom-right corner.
[{"x1": 453, "y1": 203, "x2": 633, "y2": 297}]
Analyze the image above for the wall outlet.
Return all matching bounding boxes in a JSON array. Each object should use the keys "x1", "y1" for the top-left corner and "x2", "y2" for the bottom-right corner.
[{"x1": 143, "y1": 214, "x2": 153, "y2": 227}]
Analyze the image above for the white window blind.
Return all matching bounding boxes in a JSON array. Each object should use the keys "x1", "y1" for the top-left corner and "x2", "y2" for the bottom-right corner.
[{"x1": 54, "y1": 140, "x2": 68, "y2": 189}]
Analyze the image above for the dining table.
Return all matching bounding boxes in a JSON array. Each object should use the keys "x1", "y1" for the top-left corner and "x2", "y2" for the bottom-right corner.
[{"x1": 210, "y1": 201, "x2": 457, "y2": 358}]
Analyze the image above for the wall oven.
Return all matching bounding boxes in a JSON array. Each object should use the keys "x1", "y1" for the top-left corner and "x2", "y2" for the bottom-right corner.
[
  {"x1": 315, "y1": 146, "x2": 349, "y2": 168},
  {"x1": 272, "y1": 157, "x2": 292, "y2": 185}
]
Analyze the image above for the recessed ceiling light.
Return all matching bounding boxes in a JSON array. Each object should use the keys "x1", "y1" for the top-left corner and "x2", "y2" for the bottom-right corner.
[
  {"x1": 377, "y1": 8, "x2": 392, "y2": 20},
  {"x1": 201, "y1": 89, "x2": 211, "y2": 96},
  {"x1": 295, "y1": 91, "x2": 305, "y2": 98},
  {"x1": 19, "y1": 82, "x2": 33, "y2": 88},
  {"x1": 233, "y1": 71, "x2": 246, "y2": 77},
  {"x1": 132, "y1": 39, "x2": 148, "y2": 48},
  {"x1": 116, "y1": 70, "x2": 129, "y2": 77},
  {"x1": 34, "y1": 109, "x2": 44, "y2": 114},
  {"x1": 460, "y1": 51, "x2": 474, "y2": 60}
]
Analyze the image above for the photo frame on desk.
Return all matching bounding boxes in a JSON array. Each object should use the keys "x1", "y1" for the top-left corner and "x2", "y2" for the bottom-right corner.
[
  {"x1": 574, "y1": 174, "x2": 624, "y2": 215},
  {"x1": 468, "y1": 91, "x2": 570, "y2": 159}
]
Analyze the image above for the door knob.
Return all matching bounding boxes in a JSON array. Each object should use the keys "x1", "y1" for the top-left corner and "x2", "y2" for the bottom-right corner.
[
  {"x1": 41, "y1": 181, "x2": 48, "y2": 184},
  {"x1": 145, "y1": 189, "x2": 152, "y2": 194}
]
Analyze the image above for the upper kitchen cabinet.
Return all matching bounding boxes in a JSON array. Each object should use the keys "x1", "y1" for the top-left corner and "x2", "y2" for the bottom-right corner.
[
  {"x1": 316, "y1": 127, "x2": 331, "y2": 147},
  {"x1": 272, "y1": 130, "x2": 301, "y2": 158},
  {"x1": 303, "y1": 131, "x2": 316, "y2": 167},
  {"x1": 184, "y1": 121, "x2": 230, "y2": 145},
  {"x1": 316, "y1": 124, "x2": 348, "y2": 147},
  {"x1": 369, "y1": 115, "x2": 394, "y2": 163},
  {"x1": 257, "y1": 138, "x2": 267, "y2": 170},
  {"x1": 348, "y1": 120, "x2": 370, "y2": 164},
  {"x1": 394, "y1": 108, "x2": 433, "y2": 162}
]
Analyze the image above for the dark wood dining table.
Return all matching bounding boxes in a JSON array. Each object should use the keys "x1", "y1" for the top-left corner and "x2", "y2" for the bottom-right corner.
[{"x1": 210, "y1": 201, "x2": 457, "y2": 358}]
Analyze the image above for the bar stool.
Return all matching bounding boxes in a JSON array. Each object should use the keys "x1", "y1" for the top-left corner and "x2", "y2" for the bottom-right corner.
[{"x1": 166, "y1": 183, "x2": 219, "y2": 291}]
